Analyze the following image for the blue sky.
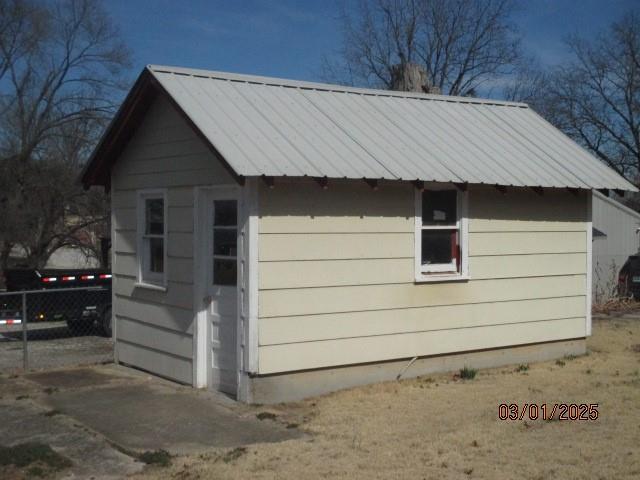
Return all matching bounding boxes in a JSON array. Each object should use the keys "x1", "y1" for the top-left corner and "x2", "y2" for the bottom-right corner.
[{"x1": 109, "y1": 0, "x2": 639, "y2": 84}]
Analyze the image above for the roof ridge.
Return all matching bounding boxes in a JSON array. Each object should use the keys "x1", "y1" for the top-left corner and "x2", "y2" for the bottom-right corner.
[{"x1": 147, "y1": 64, "x2": 529, "y2": 108}]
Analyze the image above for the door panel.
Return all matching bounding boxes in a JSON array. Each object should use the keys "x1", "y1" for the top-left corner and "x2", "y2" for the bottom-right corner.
[{"x1": 206, "y1": 195, "x2": 239, "y2": 395}]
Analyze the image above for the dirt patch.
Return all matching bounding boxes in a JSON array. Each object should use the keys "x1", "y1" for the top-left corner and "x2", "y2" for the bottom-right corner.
[
  {"x1": 133, "y1": 315, "x2": 640, "y2": 480},
  {"x1": 25, "y1": 368, "x2": 120, "y2": 390},
  {"x1": 0, "y1": 442, "x2": 72, "y2": 479}
]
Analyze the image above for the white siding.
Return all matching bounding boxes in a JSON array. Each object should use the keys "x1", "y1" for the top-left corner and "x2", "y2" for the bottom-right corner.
[
  {"x1": 592, "y1": 192, "x2": 640, "y2": 301},
  {"x1": 257, "y1": 180, "x2": 589, "y2": 374},
  {"x1": 111, "y1": 95, "x2": 234, "y2": 384}
]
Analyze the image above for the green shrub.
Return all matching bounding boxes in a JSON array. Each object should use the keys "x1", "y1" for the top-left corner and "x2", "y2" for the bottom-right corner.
[{"x1": 459, "y1": 367, "x2": 477, "y2": 380}]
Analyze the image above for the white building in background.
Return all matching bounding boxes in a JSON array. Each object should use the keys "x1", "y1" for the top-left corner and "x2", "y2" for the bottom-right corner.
[{"x1": 592, "y1": 191, "x2": 640, "y2": 302}]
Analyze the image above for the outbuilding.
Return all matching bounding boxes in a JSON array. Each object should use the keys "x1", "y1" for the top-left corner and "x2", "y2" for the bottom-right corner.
[
  {"x1": 82, "y1": 65, "x2": 636, "y2": 403},
  {"x1": 592, "y1": 191, "x2": 640, "y2": 302}
]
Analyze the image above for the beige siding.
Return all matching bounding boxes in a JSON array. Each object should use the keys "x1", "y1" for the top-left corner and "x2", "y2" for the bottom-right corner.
[
  {"x1": 257, "y1": 180, "x2": 588, "y2": 375},
  {"x1": 259, "y1": 317, "x2": 586, "y2": 373},
  {"x1": 111, "y1": 95, "x2": 234, "y2": 384}
]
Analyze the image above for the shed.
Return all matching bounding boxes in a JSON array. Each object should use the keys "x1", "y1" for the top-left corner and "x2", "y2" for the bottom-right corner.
[
  {"x1": 592, "y1": 191, "x2": 640, "y2": 302},
  {"x1": 82, "y1": 65, "x2": 637, "y2": 403}
]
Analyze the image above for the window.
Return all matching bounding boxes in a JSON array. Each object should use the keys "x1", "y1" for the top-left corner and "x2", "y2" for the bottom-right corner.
[
  {"x1": 212, "y1": 200, "x2": 238, "y2": 286},
  {"x1": 137, "y1": 191, "x2": 167, "y2": 286},
  {"x1": 415, "y1": 187, "x2": 468, "y2": 282}
]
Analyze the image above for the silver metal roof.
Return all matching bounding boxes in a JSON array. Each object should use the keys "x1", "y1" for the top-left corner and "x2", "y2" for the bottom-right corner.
[{"x1": 148, "y1": 64, "x2": 637, "y2": 191}]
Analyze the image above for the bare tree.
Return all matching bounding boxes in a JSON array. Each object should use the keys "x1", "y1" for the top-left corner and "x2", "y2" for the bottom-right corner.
[
  {"x1": 0, "y1": 0, "x2": 130, "y2": 272},
  {"x1": 325, "y1": 0, "x2": 522, "y2": 95},
  {"x1": 549, "y1": 14, "x2": 640, "y2": 182},
  {"x1": 507, "y1": 12, "x2": 640, "y2": 185}
]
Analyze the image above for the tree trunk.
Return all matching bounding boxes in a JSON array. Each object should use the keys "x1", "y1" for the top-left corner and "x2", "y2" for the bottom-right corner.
[
  {"x1": 391, "y1": 63, "x2": 427, "y2": 92},
  {"x1": 390, "y1": 63, "x2": 441, "y2": 94},
  {"x1": 0, "y1": 242, "x2": 13, "y2": 289}
]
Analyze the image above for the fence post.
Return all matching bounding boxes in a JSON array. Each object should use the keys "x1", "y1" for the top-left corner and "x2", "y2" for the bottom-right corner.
[{"x1": 22, "y1": 292, "x2": 28, "y2": 370}]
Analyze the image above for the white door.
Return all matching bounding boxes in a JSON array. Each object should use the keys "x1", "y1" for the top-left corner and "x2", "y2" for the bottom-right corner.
[{"x1": 205, "y1": 193, "x2": 239, "y2": 395}]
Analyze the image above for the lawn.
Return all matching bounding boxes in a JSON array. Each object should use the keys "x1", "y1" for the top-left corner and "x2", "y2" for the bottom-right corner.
[{"x1": 138, "y1": 315, "x2": 640, "y2": 479}]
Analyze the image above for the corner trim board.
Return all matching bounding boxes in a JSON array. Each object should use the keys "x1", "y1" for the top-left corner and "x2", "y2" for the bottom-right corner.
[{"x1": 586, "y1": 191, "x2": 593, "y2": 336}]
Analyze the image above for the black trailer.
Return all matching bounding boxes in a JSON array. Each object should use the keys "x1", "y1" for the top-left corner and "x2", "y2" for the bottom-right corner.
[{"x1": 1, "y1": 269, "x2": 112, "y2": 336}]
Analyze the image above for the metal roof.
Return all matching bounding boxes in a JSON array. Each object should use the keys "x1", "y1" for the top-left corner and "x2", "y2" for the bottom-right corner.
[{"x1": 97, "y1": 64, "x2": 640, "y2": 190}]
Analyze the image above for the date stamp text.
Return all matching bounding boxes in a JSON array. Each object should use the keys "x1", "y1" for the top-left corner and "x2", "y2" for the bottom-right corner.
[{"x1": 498, "y1": 403, "x2": 599, "y2": 421}]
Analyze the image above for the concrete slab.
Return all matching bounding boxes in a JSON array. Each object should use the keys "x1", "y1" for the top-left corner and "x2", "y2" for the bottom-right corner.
[
  {"x1": 45, "y1": 381, "x2": 301, "y2": 455},
  {"x1": 0, "y1": 399, "x2": 142, "y2": 479}
]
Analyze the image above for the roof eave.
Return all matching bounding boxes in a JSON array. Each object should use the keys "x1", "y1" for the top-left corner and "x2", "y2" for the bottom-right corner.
[
  {"x1": 81, "y1": 68, "x2": 157, "y2": 189},
  {"x1": 80, "y1": 67, "x2": 244, "y2": 190}
]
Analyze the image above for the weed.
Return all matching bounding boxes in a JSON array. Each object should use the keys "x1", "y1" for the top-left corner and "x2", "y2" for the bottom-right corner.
[
  {"x1": 630, "y1": 344, "x2": 640, "y2": 353},
  {"x1": 464, "y1": 467, "x2": 474, "y2": 475},
  {"x1": 139, "y1": 450, "x2": 171, "y2": 467},
  {"x1": 42, "y1": 410, "x2": 61, "y2": 417},
  {"x1": 585, "y1": 369, "x2": 592, "y2": 374},
  {"x1": 222, "y1": 447, "x2": 247, "y2": 463},
  {"x1": 256, "y1": 412, "x2": 277, "y2": 421},
  {"x1": 516, "y1": 364, "x2": 530, "y2": 372},
  {"x1": 15, "y1": 395, "x2": 29, "y2": 400},
  {"x1": 0, "y1": 443, "x2": 72, "y2": 472},
  {"x1": 564, "y1": 354, "x2": 578, "y2": 361},
  {"x1": 27, "y1": 465, "x2": 45, "y2": 477},
  {"x1": 459, "y1": 367, "x2": 477, "y2": 380},
  {"x1": 555, "y1": 360, "x2": 566, "y2": 367},
  {"x1": 471, "y1": 440, "x2": 479, "y2": 447},
  {"x1": 42, "y1": 387, "x2": 58, "y2": 395},
  {"x1": 286, "y1": 423, "x2": 299, "y2": 429}
]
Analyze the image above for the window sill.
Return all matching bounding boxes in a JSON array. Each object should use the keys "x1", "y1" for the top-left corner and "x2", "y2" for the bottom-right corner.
[
  {"x1": 134, "y1": 281, "x2": 167, "y2": 292},
  {"x1": 415, "y1": 274, "x2": 470, "y2": 284}
]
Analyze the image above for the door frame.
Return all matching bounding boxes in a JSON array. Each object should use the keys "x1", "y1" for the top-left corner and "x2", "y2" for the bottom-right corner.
[
  {"x1": 193, "y1": 184, "x2": 240, "y2": 395},
  {"x1": 193, "y1": 181, "x2": 258, "y2": 400}
]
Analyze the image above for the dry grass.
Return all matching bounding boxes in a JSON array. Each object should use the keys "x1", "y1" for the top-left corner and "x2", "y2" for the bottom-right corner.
[
  {"x1": 593, "y1": 297, "x2": 640, "y2": 315},
  {"x1": 135, "y1": 315, "x2": 640, "y2": 480}
]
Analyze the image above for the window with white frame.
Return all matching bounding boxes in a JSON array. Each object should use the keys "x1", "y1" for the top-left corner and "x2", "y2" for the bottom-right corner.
[
  {"x1": 137, "y1": 191, "x2": 167, "y2": 286},
  {"x1": 415, "y1": 187, "x2": 468, "y2": 280}
]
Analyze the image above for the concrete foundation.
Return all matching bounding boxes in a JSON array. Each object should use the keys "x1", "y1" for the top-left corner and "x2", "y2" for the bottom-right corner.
[{"x1": 248, "y1": 338, "x2": 587, "y2": 404}]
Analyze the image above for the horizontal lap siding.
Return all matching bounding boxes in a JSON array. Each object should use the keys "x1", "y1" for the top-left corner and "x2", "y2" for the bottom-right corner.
[
  {"x1": 259, "y1": 317, "x2": 586, "y2": 373},
  {"x1": 257, "y1": 180, "x2": 588, "y2": 374},
  {"x1": 111, "y1": 95, "x2": 235, "y2": 384},
  {"x1": 259, "y1": 254, "x2": 586, "y2": 289}
]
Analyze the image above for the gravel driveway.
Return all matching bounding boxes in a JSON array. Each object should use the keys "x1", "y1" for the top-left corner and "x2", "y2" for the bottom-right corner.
[{"x1": 0, "y1": 321, "x2": 113, "y2": 372}]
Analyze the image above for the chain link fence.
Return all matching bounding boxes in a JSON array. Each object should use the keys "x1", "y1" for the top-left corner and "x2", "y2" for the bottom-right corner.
[{"x1": 0, "y1": 286, "x2": 113, "y2": 372}]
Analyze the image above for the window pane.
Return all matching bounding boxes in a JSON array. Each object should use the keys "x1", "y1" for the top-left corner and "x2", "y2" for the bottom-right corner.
[
  {"x1": 145, "y1": 198, "x2": 164, "y2": 235},
  {"x1": 422, "y1": 190, "x2": 457, "y2": 226},
  {"x1": 421, "y1": 230, "x2": 457, "y2": 267},
  {"x1": 148, "y1": 237, "x2": 164, "y2": 273},
  {"x1": 214, "y1": 200, "x2": 237, "y2": 226},
  {"x1": 214, "y1": 259, "x2": 237, "y2": 285},
  {"x1": 213, "y1": 228, "x2": 237, "y2": 256}
]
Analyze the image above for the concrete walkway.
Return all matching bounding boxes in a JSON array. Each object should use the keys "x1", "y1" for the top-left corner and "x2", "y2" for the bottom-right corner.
[{"x1": 0, "y1": 365, "x2": 301, "y2": 477}]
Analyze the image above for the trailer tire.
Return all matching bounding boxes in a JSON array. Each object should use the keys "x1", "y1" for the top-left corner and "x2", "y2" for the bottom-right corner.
[{"x1": 101, "y1": 306, "x2": 112, "y2": 338}]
